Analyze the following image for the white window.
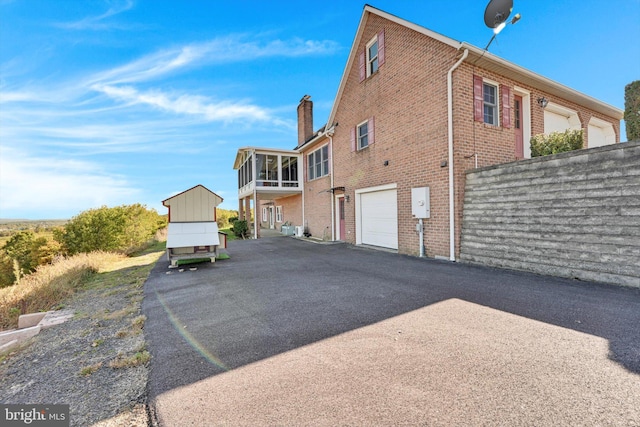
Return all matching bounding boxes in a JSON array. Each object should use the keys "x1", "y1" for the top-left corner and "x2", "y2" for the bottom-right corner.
[
  {"x1": 483, "y1": 82, "x2": 499, "y2": 126},
  {"x1": 366, "y1": 36, "x2": 379, "y2": 77},
  {"x1": 262, "y1": 207, "x2": 267, "y2": 222},
  {"x1": 276, "y1": 206, "x2": 283, "y2": 223},
  {"x1": 308, "y1": 145, "x2": 329, "y2": 180},
  {"x1": 357, "y1": 121, "x2": 369, "y2": 150}
]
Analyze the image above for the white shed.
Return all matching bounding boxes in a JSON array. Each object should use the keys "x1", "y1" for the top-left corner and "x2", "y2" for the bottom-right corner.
[{"x1": 162, "y1": 185, "x2": 227, "y2": 266}]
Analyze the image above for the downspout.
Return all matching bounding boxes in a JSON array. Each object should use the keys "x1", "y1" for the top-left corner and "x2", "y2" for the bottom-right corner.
[
  {"x1": 328, "y1": 131, "x2": 335, "y2": 241},
  {"x1": 252, "y1": 148, "x2": 258, "y2": 240},
  {"x1": 447, "y1": 48, "x2": 468, "y2": 261}
]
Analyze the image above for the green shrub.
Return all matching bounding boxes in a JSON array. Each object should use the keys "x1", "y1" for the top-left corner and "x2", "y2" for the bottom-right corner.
[
  {"x1": 232, "y1": 220, "x2": 249, "y2": 239},
  {"x1": 55, "y1": 204, "x2": 165, "y2": 255},
  {"x1": 530, "y1": 129, "x2": 584, "y2": 157},
  {"x1": 625, "y1": 80, "x2": 640, "y2": 141}
]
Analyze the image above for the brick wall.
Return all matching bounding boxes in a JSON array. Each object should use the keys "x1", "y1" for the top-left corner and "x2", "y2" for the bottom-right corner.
[
  {"x1": 331, "y1": 14, "x2": 459, "y2": 257},
  {"x1": 325, "y1": 12, "x2": 620, "y2": 259}
]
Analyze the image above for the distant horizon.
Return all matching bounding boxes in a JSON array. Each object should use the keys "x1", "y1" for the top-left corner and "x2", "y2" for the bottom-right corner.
[{"x1": 2, "y1": 1, "x2": 638, "y2": 220}]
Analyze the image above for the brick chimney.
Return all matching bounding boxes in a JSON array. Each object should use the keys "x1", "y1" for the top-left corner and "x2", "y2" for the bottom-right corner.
[{"x1": 297, "y1": 95, "x2": 313, "y2": 146}]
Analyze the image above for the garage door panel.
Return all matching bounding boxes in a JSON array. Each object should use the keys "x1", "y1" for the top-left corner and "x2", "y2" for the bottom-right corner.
[{"x1": 360, "y1": 189, "x2": 398, "y2": 249}]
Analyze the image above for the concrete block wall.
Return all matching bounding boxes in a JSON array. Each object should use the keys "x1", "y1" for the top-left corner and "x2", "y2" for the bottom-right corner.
[{"x1": 460, "y1": 141, "x2": 640, "y2": 288}]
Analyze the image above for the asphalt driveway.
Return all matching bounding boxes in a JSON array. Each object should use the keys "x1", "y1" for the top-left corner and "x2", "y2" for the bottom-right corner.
[{"x1": 143, "y1": 236, "x2": 640, "y2": 426}]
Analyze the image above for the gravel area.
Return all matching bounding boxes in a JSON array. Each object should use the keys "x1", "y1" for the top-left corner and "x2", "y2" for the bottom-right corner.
[{"x1": 0, "y1": 262, "x2": 154, "y2": 426}]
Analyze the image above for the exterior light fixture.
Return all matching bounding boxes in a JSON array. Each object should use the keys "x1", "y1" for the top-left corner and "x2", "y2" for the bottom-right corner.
[{"x1": 537, "y1": 97, "x2": 549, "y2": 108}]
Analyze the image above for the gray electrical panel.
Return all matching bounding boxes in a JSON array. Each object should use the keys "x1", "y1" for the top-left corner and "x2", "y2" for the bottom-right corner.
[{"x1": 411, "y1": 187, "x2": 430, "y2": 219}]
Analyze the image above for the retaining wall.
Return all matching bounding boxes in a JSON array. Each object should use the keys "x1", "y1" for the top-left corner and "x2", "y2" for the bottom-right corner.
[{"x1": 460, "y1": 141, "x2": 640, "y2": 288}]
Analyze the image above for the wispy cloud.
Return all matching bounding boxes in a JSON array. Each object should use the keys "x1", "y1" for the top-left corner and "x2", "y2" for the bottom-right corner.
[
  {"x1": 91, "y1": 84, "x2": 282, "y2": 124},
  {"x1": 89, "y1": 35, "x2": 341, "y2": 85},
  {"x1": 0, "y1": 147, "x2": 140, "y2": 217},
  {"x1": 55, "y1": 0, "x2": 135, "y2": 31}
]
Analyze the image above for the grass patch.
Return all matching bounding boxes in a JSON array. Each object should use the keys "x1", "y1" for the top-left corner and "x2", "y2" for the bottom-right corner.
[
  {"x1": 0, "y1": 252, "x2": 124, "y2": 330},
  {"x1": 79, "y1": 362, "x2": 102, "y2": 376},
  {"x1": 0, "y1": 248, "x2": 164, "y2": 331},
  {"x1": 108, "y1": 350, "x2": 150, "y2": 369},
  {"x1": 115, "y1": 314, "x2": 146, "y2": 338}
]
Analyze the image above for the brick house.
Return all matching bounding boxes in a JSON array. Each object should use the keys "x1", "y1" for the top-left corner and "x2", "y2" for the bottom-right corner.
[{"x1": 234, "y1": 5, "x2": 622, "y2": 259}]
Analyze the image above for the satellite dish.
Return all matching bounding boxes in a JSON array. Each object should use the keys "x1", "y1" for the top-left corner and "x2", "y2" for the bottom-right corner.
[{"x1": 484, "y1": 0, "x2": 513, "y2": 28}]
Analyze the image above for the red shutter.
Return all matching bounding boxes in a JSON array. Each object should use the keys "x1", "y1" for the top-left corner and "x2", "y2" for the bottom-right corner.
[
  {"x1": 473, "y1": 75, "x2": 484, "y2": 122},
  {"x1": 368, "y1": 116, "x2": 375, "y2": 145},
  {"x1": 501, "y1": 85, "x2": 511, "y2": 128},
  {"x1": 378, "y1": 29, "x2": 385, "y2": 66},
  {"x1": 350, "y1": 127, "x2": 356, "y2": 152},
  {"x1": 359, "y1": 51, "x2": 366, "y2": 82}
]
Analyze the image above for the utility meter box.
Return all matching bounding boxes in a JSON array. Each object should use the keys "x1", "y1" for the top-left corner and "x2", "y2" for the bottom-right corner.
[{"x1": 411, "y1": 187, "x2": 430, "y2": 218}]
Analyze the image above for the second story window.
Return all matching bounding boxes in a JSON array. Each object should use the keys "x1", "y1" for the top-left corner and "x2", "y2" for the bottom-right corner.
[
  {"x1": 367, "y1": 38, "x2": 379, "y2": 76},
  {"x1": 483, "y1": 82, "x2": 498, "y2": 126},
  {"x1": 359, "y1": 29, "x2": 385, "y2": 82},
  {"x1": 308, "y1": 145, "x2": 329, "y2": 180}
]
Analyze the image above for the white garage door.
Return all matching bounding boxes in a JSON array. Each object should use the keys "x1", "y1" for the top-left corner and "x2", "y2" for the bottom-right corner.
[{"x1": 359, "y1": 188, "x2": 398, "y2": 249}]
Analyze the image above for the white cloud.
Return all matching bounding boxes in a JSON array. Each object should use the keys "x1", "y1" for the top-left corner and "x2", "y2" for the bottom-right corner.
[
  {"x1": 0, "y1": 147, "x2": 140, "y2": 217},
  {"x1": 91, "y1": 84, "x2": 278, "y2": 124},
  {"x1": 55, "y1": 0, "x2": 135, "y2": 31},
  {"x1": 89, "y1": 35, "x2": 340, "y2": 85}
]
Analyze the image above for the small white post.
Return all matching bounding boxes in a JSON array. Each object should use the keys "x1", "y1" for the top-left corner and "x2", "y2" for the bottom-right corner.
[{"x1": 419, "y1": 218, "x2": 425, "y2": 258}]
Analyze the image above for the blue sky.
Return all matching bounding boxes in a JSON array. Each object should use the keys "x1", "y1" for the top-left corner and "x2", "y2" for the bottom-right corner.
[{"x1": 1, "y1": 0, "x2": 639, "y2": 219}]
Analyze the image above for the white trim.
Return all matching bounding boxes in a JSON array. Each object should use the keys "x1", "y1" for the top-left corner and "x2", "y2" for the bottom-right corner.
[
  {"x1": 355, "y1": 183, "x2": 397, "y2": 194},
  {"x1": 276, "y1": 206, "x2": 283, "y2": 223},
  {"x1": 262, "y1": 207, "x2": 267, "y2": 222}
]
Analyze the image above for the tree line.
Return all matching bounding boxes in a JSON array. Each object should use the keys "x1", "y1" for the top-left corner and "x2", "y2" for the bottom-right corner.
[
  {"x1": 0, "y1": 205, "x2": 240, "y2": 288},
  {"x1": 0, "y1": 204, "x2": 166, "y2": 288}
]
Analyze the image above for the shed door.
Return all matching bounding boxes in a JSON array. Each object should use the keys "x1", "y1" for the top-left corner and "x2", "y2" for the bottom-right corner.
[{"x1": 359, "y1": 189, "x2": 398, "y2": 249}]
